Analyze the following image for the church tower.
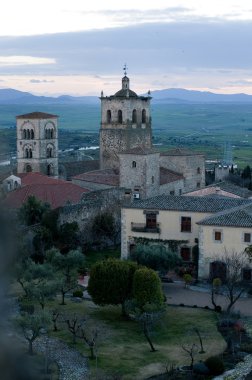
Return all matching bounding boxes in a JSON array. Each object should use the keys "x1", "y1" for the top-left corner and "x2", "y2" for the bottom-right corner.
[
  {"x1": 16, "y1": 111, "x2": 59, "y2": 177},
  {"x1": 99, "y1": 70, "x2": 152, "y2": 170}
]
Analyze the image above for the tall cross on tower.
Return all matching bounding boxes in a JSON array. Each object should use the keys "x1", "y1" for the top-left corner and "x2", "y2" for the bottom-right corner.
[{"x1": 123, "y1": 63, "x2": 128, "y2": 76}]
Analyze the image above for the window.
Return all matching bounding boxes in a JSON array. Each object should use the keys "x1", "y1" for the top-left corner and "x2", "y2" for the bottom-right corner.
[
  {"x1": 197, "y1": 167, "x2": 201, "y2": 174},
  {"x1": 244, "y1": 233, "x2": 251, "y2": 243},
  {"x1": 170, "y1": 190, "x2": 175, "y2": 195},
  {"x1": 30, "y1": 130, "x2": 34, "y2": 139},
  {"x1": 118, "y1": 110, "x2": 122, "y2": 124},
  {"x1": 146, "y1": 213, "x2": 157, "y2": 229},
  {"x1": 132, "y1": 109, "x2": 137, "y2": 123},
  {"x1": 151, "y1": 176, "x2": 154, "y2": 184},
  {"x1": 107, "y1": 110, "x2": 111, "y2": 123},
  {"x1": 214, "y1": 231, "x2": 222, "y2": 241},
  {"x1": 142, "y1": 109, "x2": 146, "y2": 123},
  {"x1": 23, "y1": 129, "x2": 27, "y2": 139},
  {"x1": 132, "y1": 161, "x2": 137, "y2": 168},
  {"x1": 197, "y1": 182, "x2": 201, "y2": 188},
  {"x1": 26, "y1": 164, "x2": 32, "y2": 173},
  {"x1": 179, "y1": 189, "x2": 182, "y2": 195},
  {"x1": 180, "y1": 247, "x2": 191, "y2": 261},
  {"x1": 243, "y1": 268, "x2": 252, "y2": 281},
  {"x1": 181, "y1": 217, "x2": 191, "y2": 232}
]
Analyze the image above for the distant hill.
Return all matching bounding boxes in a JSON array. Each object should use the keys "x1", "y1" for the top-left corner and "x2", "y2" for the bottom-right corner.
[
  {"x1": 1, "y1": 87, "x2": 252, "y2": 105},
  {"x1": 148, "y1": 88, "x2": 252, "y2": 103},
  {"x1": 0, "y1": 89, "x2": 98, "y2": 104}
]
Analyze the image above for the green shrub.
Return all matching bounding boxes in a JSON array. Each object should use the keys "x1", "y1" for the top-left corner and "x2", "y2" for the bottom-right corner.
[
  {"x1": 73, "y1": 289, "x2": 83, "y2": 298},
  {"x1": 205, "y1": 356, "x2": 225, "y2": 375},
  {"x1": 20, "y1": 302, "x2": 35, "y2": 315},
  {"x1": 240, "y1": 343, "x2": 252, "y2": 353},
  {"x1": 132, "y1": 267, "x2": 163, "y2": 308}
]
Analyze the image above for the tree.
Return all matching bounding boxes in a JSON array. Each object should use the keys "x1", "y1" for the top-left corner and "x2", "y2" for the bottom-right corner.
[
  {"x1": 92, "y1": 212, "x2": 120, "y2": 247},
  {"x1": 132, "y1": 267, "x2": 164, "y2": 309},
  {"x1": 131, "y1": 244, "x2": 182, "y2": 273},
  {"x1": 181, "y1": 343, "x2": 199, "y2": 369},
  {"x1": 78, "y1": 324, "x2": 99, "y2": 360},
  {"x1": 58, "y1": 222, "x2": 79, "y2": 253},
  {"x1": 65, "y1": 314, "x2": 84, "y2": 344},
  {"x1": 15, "y1": 312, "x2": 50, "y2": 355},
  {"x1": 47, "y1": 248, "x2": 85, "y2": 305},
  {"x1": 210, "y1": 278, "x2": 222, "y2": 311},
  {"x1": 18, "y1": 195, "x2": 50, "y2": 226},
  {"x1": 88, "y1": 259, "x2": 138, "y2": 316},
  {"x1": 214, "y1": 250, "x2": 250, "y2": 313},
  {"x1": 126, "y1": 301, "x2": 165, "y2": 352}
]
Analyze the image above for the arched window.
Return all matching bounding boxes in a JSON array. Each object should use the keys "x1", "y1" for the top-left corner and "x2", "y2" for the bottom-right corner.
[
  {"x1": 29, "y1": 149, "x2": 33, "y2": 158},
  {"x1": 47, "y1": 147, "x2": 53, "y2": 158},
  {"x1": 197, "y1": 167, "x2": 201, "y2": 174},
  {"x1": 132, "y1": 161, "x2": 137, "y2": 168},
  {"x1": 27, "y1": 129, "x2": 31, "y2": 139},
  {"x1": 50, "y1": 129, "x2": 54, "y2": 139},
  {"x1": 26, "y1": 164, "x2": 32, "y2": 173},
  {"x1": 118, "y1": 110, "x2": 123, "y2": 124},
  {"x1": 142, "y1": 109, "x2": 146, "y2": 123},
  {"x1": 132, "y1": 109, "x2": 137, "y2": 123},
  {"x1": 107, "y1": 110, "x2": 112, "y2": 123},
  {"x1": 31, "y1": 130, "x2": 34, "y2": 139},
  {"x1": 47, "y1": 164, "x2": 53, "y2": 176},
  {"x1": 23, "y1": 129, "x2": 27, "y2": 139},
  {"x1": 25, "y1": 148, "x2": 29, "y2": 158}
]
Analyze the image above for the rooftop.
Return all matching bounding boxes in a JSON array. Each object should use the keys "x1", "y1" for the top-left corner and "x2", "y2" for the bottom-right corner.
[
  {"x1": 123, "y1": 194, "x2": 251, "y2": 213},
  {"x1": 3, "y1": 172, "x2": 89, "y2": 209},
  {"x1": 185, "y1": 181, "x2": 252, "y2": 199},
  {"x1": 73, "y1": 169, "x2": 120, "y2": 186},
  {"x1": 160, "y1": 167, "x2": 184, "y2": 185},
  {"x1": 16, "y1": 111, "x2": 58, "y2": 119},
  {"x1": 161, "y1": 148, "x2": 204, "y2": 156},
  {"x1": 198, "y1": 203, "x2": 252, "y2": 227}
]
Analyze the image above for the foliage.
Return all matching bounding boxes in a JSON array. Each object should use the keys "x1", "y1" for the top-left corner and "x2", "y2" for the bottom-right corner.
[
  {"x1": 47, "y1": 248, "x2": 85, "y2": 305},
  {"x1": 132, "y1": 267, "x2": 164, "y2": 309},
  {"x1": 183, "y1": 273, "x2": 193, "y2": 288},
  {"x1": 58, "y1": 222, "x2": 79, "y2": 252},
  {"x1": 132, "y1": 237, "x2": 188, "y2": 252},
  {"x1": 73, "y1": 289, "x2": 84, "y2": 298},
  {"x1": 18, "y1": 195, "x2": 50, "y2": 226},
  {"x1": 92, "y1": 212, "x2": 120, "y2": 246},
  {"x1": 131, "y1": 244, "x2": 182, "y2": 273},
  {"x1": 204, "y1": 356, "x2": 225, "y2": 376},
  {"x1": 88, "y1": 259, "x2": 138, "y2": 314},
  {"x1": 15, "y1": 311, "x2": 51, "y2": 355}
]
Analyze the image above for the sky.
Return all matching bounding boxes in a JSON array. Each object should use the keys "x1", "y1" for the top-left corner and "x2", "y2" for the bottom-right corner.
[{"x1": 1, "y1": 0, "x2": 252, "y2": 96}]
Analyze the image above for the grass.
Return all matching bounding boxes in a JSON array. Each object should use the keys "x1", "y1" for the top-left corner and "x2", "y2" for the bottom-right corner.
[{"x1": 47, "y1": 298, "x2": 226, "y2": 379}]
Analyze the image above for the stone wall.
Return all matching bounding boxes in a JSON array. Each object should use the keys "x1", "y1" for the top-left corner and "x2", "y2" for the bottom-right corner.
[
  {"x1": 159, "y1": 178, "x2": 185, "y2": 196},
  {"x1": 160, "y1": 153, "x2": 205, "y2": 192},
  {"x1": 58, "y1": 187, "x2": 128, "y2": 246}
]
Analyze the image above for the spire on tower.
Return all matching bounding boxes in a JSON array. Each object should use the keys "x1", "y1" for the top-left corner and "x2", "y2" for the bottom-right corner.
[{"x1": 123, "y1": 63, "x2": 128, "y2": 76}]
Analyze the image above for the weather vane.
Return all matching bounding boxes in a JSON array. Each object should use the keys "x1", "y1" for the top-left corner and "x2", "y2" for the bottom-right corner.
[{"x1": 123, "y1": 63, "x2": 128, "y2": 76}]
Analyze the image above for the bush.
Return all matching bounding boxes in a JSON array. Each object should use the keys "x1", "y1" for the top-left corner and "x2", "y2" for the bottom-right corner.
[
  {"x1": 240, "y1": 343, "x2": 252, "y2": 353},
  {"x1": 132, "y1": 267, "x2": 164, "y2": 308},
  {"x1": 205, "y1": 356, "x2": 225, "y2": 376},
  {"x1": 20, "y1": 302, "x2": 35, "y2": 315},
  {"x1": 73, "y1": 289, "x2": 83, "y2": 298}
]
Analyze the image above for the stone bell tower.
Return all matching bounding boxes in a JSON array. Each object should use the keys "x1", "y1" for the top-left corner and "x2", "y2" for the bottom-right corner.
[
  {"x1": 16, "y1": 111, "x2": 59, "y2": 177},
  {"x1": 99, "y1": 69, "x2": 152, "y2": 170}
]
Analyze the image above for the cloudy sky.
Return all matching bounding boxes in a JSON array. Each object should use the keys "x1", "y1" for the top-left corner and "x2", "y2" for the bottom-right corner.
[{"x1": 1, "y1": 0, "x2": 252, "y2": 96}]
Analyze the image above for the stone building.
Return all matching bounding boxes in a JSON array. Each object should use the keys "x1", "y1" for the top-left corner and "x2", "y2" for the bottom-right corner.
[
  {"x1": 99, "y1": 75, "x2": 152, "y2": 170},
  {"x1": 16, "y1": 111, "x2": 59, "y2": 177}
]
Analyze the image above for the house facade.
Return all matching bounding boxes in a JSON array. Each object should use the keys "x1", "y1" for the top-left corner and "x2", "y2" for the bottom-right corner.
[{"x1": 121, "y1": 195, "x2": 252, "y2": 280}]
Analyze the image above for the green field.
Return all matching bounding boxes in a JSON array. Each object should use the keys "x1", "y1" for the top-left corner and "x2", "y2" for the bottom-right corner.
[{"x1": 1, "y1": 103, "x2": 252, "y2": 166}]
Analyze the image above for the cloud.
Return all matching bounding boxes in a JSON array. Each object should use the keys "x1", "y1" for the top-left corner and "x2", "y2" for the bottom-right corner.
[
  {"x1": 0, "y1": 56, "x2": 56, "y2": 67},
  {"x1": 30, "y1": 79, "x2": 55, "y2": 83},
  {"x1": 227, "y1": 79, "x2": 252, "y2": 87}
]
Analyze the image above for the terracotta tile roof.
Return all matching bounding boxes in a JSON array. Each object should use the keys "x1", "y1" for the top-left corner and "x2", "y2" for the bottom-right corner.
[
  {"x1": 16, "y1": 112, "x2": 58, "y2": 119},
  {"x1": 73, "y1": 169, "x2": 119, "y2": 186},
  {"x1": 3, "y1": 172, "x2": 89, "y2": 209},
  {"x1": 160, "y1": 167, "x2": 184, "y2": 185},
  {"x1": 161, "y1": 148, "x2": 204, "y2": 156},
  {"x1": 184, "y1": 181, "x2": 252, "y2": 199}
]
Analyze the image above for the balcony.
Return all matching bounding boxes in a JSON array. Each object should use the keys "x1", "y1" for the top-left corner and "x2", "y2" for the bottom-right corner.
[{"x1": 131, "y1": 222, "x2": 160, "y2": 233}]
